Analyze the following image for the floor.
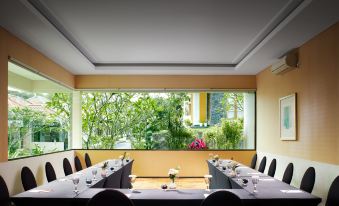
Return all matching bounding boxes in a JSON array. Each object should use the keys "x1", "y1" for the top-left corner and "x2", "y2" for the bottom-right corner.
[{"x1": 133, "y1": 178, "x2": 206, "y2": 189}]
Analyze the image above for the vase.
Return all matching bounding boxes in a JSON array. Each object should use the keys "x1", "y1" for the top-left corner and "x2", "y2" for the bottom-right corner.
[
  {"x1": 169, "y1": 179, "x2": 176, "y2": 189},
  {"x1": 101, "y1": 169, "x2": 107, "y2": 178}
]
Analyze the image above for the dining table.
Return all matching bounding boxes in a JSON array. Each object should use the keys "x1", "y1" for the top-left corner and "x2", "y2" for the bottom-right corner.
[
  {"x1": 207, "y1": 159, "x2": 321, "y2": 206},
  {"x1": 11, "y1": 159, "x2": 322, "y2": 206}
]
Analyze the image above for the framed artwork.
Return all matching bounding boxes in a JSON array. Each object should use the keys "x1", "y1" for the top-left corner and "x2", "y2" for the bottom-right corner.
[{"x1": 279, "y1": 93, "x2": 297, "y2": 140}]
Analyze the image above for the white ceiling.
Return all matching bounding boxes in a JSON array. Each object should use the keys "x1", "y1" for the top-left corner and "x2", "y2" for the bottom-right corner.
[{"x1": 0, "y1": 0, "x2": 338, "y2": 75}]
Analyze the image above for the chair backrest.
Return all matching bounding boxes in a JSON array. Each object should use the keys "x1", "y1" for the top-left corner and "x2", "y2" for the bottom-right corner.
[
  {"x1": 63, "y1": 158, "x2": 73, "y2": 176},
  {"x1": 85, "y1": 153, "x2": 92, "y2": 168},
  {"x1": 45, "y1": 162, "x2": 57, "y2": 182},
  {"x1": 250, "y1": 153, "x2": 257, "y2": 169},
  {"x1": 21, "y1": 166, "x2": 37, "y2": 191},
  {"x1": 300, "y1": 167, "x2": 316, "y2": 193},
  {"x1": 258, "y1": 156, "x2": 266, "y2": 173},
  {"x1": 87, "y1": 189, "x2": 134, "y2": 206},
  {"x1": 200, "y1": 190, "x2": 242, "y2": 206},
  {"x1": 74, "y1": 156, "x2": 83, "y2": 172},
  {"x1": 267, "y1": 158, "x2": 276, "y2": 177},
  {"x1": 0, "y1": 176, "x2": 9, "y2": 204},
  {"x1": 326, "y1": 176, "x2": 339, "y2": 206},
  {"x1": 120, "y1": 160, "x2": 134, "y2": 188},
  {"x1": 282, "y1": 163, "x2": 294, "y2": 184}
]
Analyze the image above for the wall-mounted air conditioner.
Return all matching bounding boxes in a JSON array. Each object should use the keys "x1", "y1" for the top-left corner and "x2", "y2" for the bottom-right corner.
[{"x1": 271, "y1": 50, "x2": 298, "y2": 74}]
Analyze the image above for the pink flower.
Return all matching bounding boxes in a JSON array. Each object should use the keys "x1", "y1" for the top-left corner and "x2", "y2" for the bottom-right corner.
[{"x1": 189, "y1": 138, "x2": 207, "y2": 150}]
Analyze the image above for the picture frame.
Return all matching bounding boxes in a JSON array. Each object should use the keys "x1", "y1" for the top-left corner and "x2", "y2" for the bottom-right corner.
[{"x1": 279, "y1": 93, "x2": 297, "y2": 140}]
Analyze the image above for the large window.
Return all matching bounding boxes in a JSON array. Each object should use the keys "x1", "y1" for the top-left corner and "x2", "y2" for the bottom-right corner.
[
  {"x1": 8, "y1": 62, "x2": 72, "y2": 159},
  {"x1": 81, "y1": 91, "x2": 255, "y2": 150}
]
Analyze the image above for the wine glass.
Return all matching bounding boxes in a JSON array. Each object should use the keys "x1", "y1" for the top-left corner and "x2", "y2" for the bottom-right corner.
[
  {"x1": 235, "y1": 167, "x2": 241, "y2": 181},
  {"x1": 72, "y1": 175, "x2": 80, "y2": 193},
  {"x1": 204, "y1": 175, "x2": 212, "y2": 192},
  {"x1": 252, "y1": 176, "x2": 260, "y2": 193},
  {"x1": 129, "y1": 175, "x2": 137, "y2": 192},
  {"x1": 92, "y1": 168, "x2": 97, "y2": 181},
  {"x1": 86, "y1": 176, "x2": 92, "y2": 186}
]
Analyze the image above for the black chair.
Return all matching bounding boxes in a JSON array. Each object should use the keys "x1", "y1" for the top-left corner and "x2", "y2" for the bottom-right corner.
[
  {"x1": 87, "y1": 189, "x2": 134, "y2": 206},
  {"x1": 0, "y1": 175, "x2": 12, "y2": 206},
  {"x1": 120, "y1": 160, "x2": 133, "y2": 188},
  {"x1": 85, "y1": 153, "x2": 92, "y2": 168},
  {"x1": 45, "y1": 162, "x2": 57, "y2": 182},
  {"x1": 63, "y1": 158, "x2": 73, "y2": 176},
  {"x1": 74, "y1": 156, "x2": 83, "y2": 172},
  {"x1": 326, "y1": 176, "x2": 339, "y2": 206},
  {"x1": 250, "y1": 153, "x2": 257, "y2": 169},
  {"x1": 200, "y1": 190, "x2": 242, "y2": 206},
  {"x1": 258, "y1": 156, "x2": 266, "y2": 173},
  {"x1": 282, "y1": 163, "x2": 294, "y2": 184},
  {"x1": 21, "y1": 166, "x2": 37, "y2": 191},
  {"x1": 267, "y1": 158, "x2": 276, "y2": 177},
  {"x1": 300, "y1": 167, "x2": 316, "y2": 193}
]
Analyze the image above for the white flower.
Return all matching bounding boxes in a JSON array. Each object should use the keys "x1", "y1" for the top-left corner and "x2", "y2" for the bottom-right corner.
[{"x1": 168, "y1": 168, "x2": 179, "y2": 175}]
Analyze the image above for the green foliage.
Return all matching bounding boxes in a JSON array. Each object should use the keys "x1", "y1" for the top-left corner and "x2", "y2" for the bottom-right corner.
[
  {"x1": 203, "y1": 118, "x2": 243, "y2": 149},
  {"x1": 184, "y1": 119, "x2": 192, "y2": 127},
  {"x1": 31, "y1": 144, "x2": 44, "y2": 155},
  {"x1": 8, "y1": 92, "x2": 71, "y2": 159},
  {"x1": 81, "y1": 92, "x2": 193, "y2": 150}
]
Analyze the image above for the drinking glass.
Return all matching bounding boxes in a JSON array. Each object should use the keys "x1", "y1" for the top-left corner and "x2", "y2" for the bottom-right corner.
[
  {"x1": 129, "y1": 175, "x2": 137, "y2": 192},
  {"x1": 92, "y1": 168, "x2": 97, "y2": 181},
  {"x1": 204, "y1": 175, "x2": 212, "y2": 191},
  {"x1": 235, "y1": 168, "x2": 241, "y2": 181},
  {"x1": 86, "y1": 177, "x2": 92, "y2": 186},
  {"x1": 252, "y1": 176, "x2": 260, "y2": 193},
  {"x1": 72, "y1": 175, "x2": 80, "y2": 193}
]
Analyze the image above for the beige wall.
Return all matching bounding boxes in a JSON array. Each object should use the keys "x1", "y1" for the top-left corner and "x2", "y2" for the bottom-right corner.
[
  {"x1": 0, "y1": 27, "x2": 75, "y2": 162},
  {"x1": 256, "y1": 22, "x2": 339, "y2": 205},
  {"x1": 75, "y1": 75, "x2": 256, "y2": 90},
  {"x1": 75, "y1": 150, "x2": 255, "y2": 177},
  {"x1": 256, "y1": 22, "x2": 339, "y2": 164},
  {"x1": 0, "y1": 151, "x2": 74, "y2": 195}
]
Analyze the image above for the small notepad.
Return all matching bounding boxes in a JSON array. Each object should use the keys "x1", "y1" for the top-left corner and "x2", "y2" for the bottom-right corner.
[
  {"x1": 259, "y1": 179, "x2": 275, "y2": 181},
  {"x1": 281, "y1": 190, "x2": 303, "y2": 193},
  {"x1": 29, "y1": 189, "x2": 51, "y2": 193}
]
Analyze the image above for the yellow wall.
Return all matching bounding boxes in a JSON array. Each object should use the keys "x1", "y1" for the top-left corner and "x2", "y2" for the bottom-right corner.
[
  {"x1": 75, "y1": 150, "x2": 255, "y2": 177},
  {"x1": 199, "y1": 92, "x2": 207, "y2": 123},
  {"x1": 75, "y1": 75, "x2": 256, "y2": 89},
  {"x1": 256, "y1": 22, "x2": 339, "y2": 164}
]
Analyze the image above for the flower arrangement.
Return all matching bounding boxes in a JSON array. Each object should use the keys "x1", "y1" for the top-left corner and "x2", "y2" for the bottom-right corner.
[
  {"x1": 119, "y1": 152, "x2": 127, "y2": 161},
  {"x1": 230, "y1": 161, "x2": 240, "y2": 171},
  {"x1": 101, "y1": 161, "x2": 109, "y2": 170},
  {"x1": 213, "y1": 154, "x2": 220, "y2": 161},
  {"x1": 168, "y1": 166, "x2": 180, "y2": 183},
  {"x1": 101, "y1": 161, "x2": 109, "y2": 177},
  {"x1": 188, "y1": 138, "x2": 207, "y2": 150}
]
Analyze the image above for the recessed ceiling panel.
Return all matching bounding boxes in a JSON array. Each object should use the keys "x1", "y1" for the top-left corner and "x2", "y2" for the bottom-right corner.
[{"x1": 41, "y1": 0, "x2": 289, "y2": 64}]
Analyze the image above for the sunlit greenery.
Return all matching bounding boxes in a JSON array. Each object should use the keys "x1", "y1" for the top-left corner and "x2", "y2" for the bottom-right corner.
[{"x1": 8, "y1": 91, "x2": 70, "y2": 159}]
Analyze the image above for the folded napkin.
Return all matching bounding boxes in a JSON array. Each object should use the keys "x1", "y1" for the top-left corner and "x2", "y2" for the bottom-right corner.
[
  {"x1": 29, "y1": 189, "x2": 52, "y2": 193},
  {"x1": 280, "y1": 190, "x2": 303, "y2": 193},
  {"x1": 259, "y1": 179, "x2": 275, "y2": 181},
  {"x1": 203, "y1": 194, "x2": 209, "y2": 198}
]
